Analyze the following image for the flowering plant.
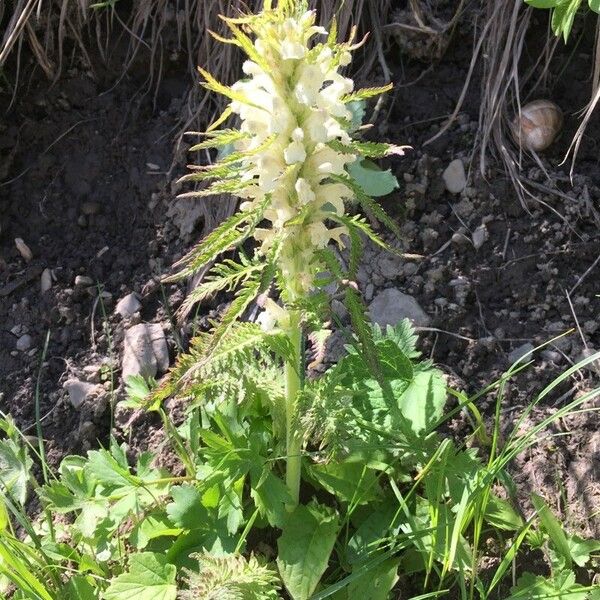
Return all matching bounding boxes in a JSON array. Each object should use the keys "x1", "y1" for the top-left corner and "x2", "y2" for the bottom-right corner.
[{"x1": 157, "y1": 0, "x2": 404, "y2": 508}]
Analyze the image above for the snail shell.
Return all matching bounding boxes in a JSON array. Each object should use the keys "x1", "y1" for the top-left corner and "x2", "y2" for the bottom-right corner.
[{"x1": 511, "y1": 100, "x2": 563, "y2": 152}]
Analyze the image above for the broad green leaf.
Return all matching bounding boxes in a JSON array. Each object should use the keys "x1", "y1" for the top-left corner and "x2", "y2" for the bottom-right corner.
[
  {"x1": 309, "y1": 461, "x2": 380, "y2": 504},
  {"x1": 347, "y1": 159, "x2": 399, "y2": 197},
  {"x1": 525, "y1": 0, "x2": 562, "y2": 7},
  {"x1": 347, "y1": 504, "x2": 398, "y2": 565},
  {"x1": 250, "y1": 469, "x2": 291, "y2": 528},
  {"x1": 130, "y1": 512, "x2": 182, "y2": 549},
  {"x1": 166, "y1": 485, "x2": 208, "y2": 530},
  {"x1": 347, "y1": 558, "x2": 400, "y2": 600},
  {"x1": 0, "y1": 439, "x2": 32, "y2": 505},
  {"x1": 397, "y1": 369, "x2": 446, "y2": 434},
  {"x1": 590, "y1": 0, "x2": 600, "y2": 11},
  {"x1": 277, "y1": 504, "x2": 339, "y2": 600},
  {"x1": 567, "y1": 535, "x2": 600, "y2": 567},
  {"x1": 507, "y1": 570, "x2": 588, "y2": 599},
  {"x1": 103, "y1": 552, "x2": 177, "y2": 600},
  {"x1": 484, "y1": 495, "x2": 525, "y2": 531},
  {"x1": 347, "y1": 100, "x2": 366, "y2": 131},
  {"x1": 532, "y1": 493, "x2": 572, "y2": 568},
  {"x1": 63, "y1": 575, "x2": 100, "y2": 600}
]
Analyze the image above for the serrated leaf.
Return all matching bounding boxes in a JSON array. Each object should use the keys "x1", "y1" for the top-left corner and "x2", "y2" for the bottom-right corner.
[
  {"x1": 166, "y1": 485, "x2": 208, "y2": 530},
  {"x1": 277, "y1": 504, "x2": 339, "y2": 600},
  {"x1": 62, "y1": 575, "x2": 100, "y2": 600},
  {"x1": 103, "y1": 553, "x2": 177, "y2": 600},
  {"x1": 396, "y1": 369, "x2": 446, "y2": 434},
  {"x1": 508, "y1": 570, "x2": 588, "y2": 599},
  {"x1": 0, "y1": 439, "x2": 32, "y2": 505}
]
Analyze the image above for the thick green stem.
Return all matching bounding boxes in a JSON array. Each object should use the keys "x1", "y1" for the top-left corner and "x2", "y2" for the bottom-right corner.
[{"x1": 284, "y1": 310, "x2": 302, "y2": 510}]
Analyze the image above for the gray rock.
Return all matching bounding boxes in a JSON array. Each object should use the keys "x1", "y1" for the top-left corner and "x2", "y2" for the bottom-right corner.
[
  {"x1": 472, "y1": 224, "x2": 489, "y2": 250},
  {"x1": 442, "y1": 159, "x2": 467, "y2": 194},
  {"x1": 331, "y1": 299, "x2": 348, "y2": 322},
  {"x1": 63, "y1": 378, "x2": 102, "y2": 410},
  {"x1": 75, "y1": 275, "x2": 94, "y2": 287},
  {"x1": 41, "y1": 269, "x2": 53, "y2": 293},
  {"x1": 368, "y1": 288, "x2": 430, "y2": 328},
  {"x1": 147, "y1": 323, "x2": 170, "y2": 373},
  {"x1": 16, "y1": 334, "x2": 32, "y2": 352},
  {"x1": 122, "y1": 323, "x2": 169, "y2": 381},
  {"x1": 377, "y1": 255, "x2": 403, "y2": 280},
  {"x1": 115, "y1": 293, "x2": 141, "y2": 318},
  {"x1": 508, "y1": 343, "x2": 534, "y2": 364}
]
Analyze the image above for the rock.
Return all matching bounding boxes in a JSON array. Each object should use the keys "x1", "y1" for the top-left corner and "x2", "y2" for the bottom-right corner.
[
  {"x1": 508, "y1": 343, "x2": 534, "y2": 364},
  {"x1": 16, "y1": 334, "x2": 32, "y2": 352},
  {"x1": 365, "y1": 283, "x2": 375, "y2": 301},
  {"x1": 368, "y1": 288, "x2": 430, "y2": 328},
  {"x1": 75, "y1": 275, "x2": 94, "y2": 287},
  {"x1": 377, "y1": 255, "x2": 403, "y2": 280},
  {"x1": 63, "y1": 378, "x2": 102, "y2": 410},
  {"x1": 442, "y1": 159, "x2": 467, "y2": 194},
  {"x1": 122, "y1": 323, "x2": 169, "y2": 380},
  {"x1": 81, "y1": 201, "x2": 100, "y2": 215},
  {"x1": 331, "y1": 299, "x2": 348, "y2": 322},
  {"x1": 115, "y1": 293, "x2": 141, "y2": 318},
  {"x1": 472, "y1": 224, "x2": 489, "y2": 250},
  {"x1": 580, "y1": 347, "x2": 600, "y2": 376},
  {"x1": 14, "y1": 238, "x2": 33, "y2": 262},
  {"x1": 147, "y1": 323, "x2": 170, "y2": 373},
  {"x1": 40, "y1": 268, "x2": 53, "y2": 293}
]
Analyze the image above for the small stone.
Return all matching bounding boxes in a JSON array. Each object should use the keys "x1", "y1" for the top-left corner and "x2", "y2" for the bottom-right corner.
[
  {"x1": 451, "y1": 232, "x2": 470, "y2": 246},
  {"x1": 368, "y1": 288, "x2": 430, "y2": 328},
  {"x1": 365, "y1": 283, "x2": 375, "y2": 301},
  {"x1": 41, "y1": 269, "x2": 53, "y2": 293},
  {"x1": 472, "y1": 224, "x2": 489, "y2": 250},
  {"x1": 14, "y1": 238, "x2": 33, "y2": 262},
  {"x1": 75, "y1": 275, "x2": 94, "y2": 287},
  {"x1": 377, "y1": 255, "x2": 403, "y2": 280},
  {"x1": 122, "y1": 323, "x2": 169, "y2": 381},
  {"x1": 508, "y1": 343, "x2": 534, "y2": 364},
  {"x1": 77, "y1": 215, "x2": 88, "y2": 228},
  {"x1": 580, "y1": 347, "x2": 600, "y2": 376},
  {"x1": 81, "y1": 201, "x2": 100, "y2": 215},
  {"x1": 115, "y1": 293, "x2": 141, "y2": 318},
  {"x1": 146, "y1": 162, "x2": 160, "y2": 170},
  {"x1": 147, "y1": 323, "x2": 169, "y2": 373},
  {"x1": 16, "y1": 334, "x2": 32, "y2": 352},
  {"x1": 442, "y1": 159, "x2": 467, "y2": 194},
  {"x1": 63, "y1": 378, "x2": 101, "y2": 409}
]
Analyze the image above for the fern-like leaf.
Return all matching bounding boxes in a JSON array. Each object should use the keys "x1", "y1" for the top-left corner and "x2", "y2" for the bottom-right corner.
[
  {"x1": 199, "y1": 67, "x2": 268, "y2": 111},
  {"x1": 178, "y1": 257, "x2": 265, "y2": 319},
  {"x1": 330, "y1": 173, "x2": 402, "y2": 239},
  {"x1": 188, "y1": 129, "x2": 250, "y2": 152},
  {"x1": 167, "y1": 197, "x2": 269, "y2": 281},
  {"x1": 328, "y1": 139, "x2": 408, "y2": 159},
  {"x1": 342, "y1": 83, "x2": 394, "y2": 103},
  {"x1": 181, "y1": 553, "x2": 281, "y2": 600}
]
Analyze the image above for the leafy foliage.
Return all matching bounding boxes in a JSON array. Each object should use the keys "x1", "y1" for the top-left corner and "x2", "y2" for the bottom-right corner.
[{"x1": 525, "y1": 0, "x2": 600, "y2": 40}]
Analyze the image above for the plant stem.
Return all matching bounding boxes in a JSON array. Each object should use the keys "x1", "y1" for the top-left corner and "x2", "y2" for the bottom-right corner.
[{"x1": 284, "y1": 310, "x2": 302, "y2": 510}]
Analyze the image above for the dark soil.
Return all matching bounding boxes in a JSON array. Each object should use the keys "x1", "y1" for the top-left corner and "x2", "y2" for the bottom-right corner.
[{"x1": 1, "y1": 0, "x2": 600, "y2": 577}]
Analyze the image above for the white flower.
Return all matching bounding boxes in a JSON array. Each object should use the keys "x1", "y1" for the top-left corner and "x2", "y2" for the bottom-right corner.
[{"x1": 295, "y1": 178, "x2": 315, "y2": 205}]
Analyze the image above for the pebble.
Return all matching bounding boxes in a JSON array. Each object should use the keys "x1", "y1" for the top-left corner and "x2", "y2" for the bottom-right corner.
[
  {"x1": 442, "y1": 159, "x2": 467, "y2": 194},
  {"x1": 472, "y1": 224, "x2": 489, "y2": 250},
  {"x1": 377, "y1": 255, "x2": 403, "y2": 280},
  {"x1": 368, "y1": 288, "x2": 431, "y2": 329},
  {"x1": 75, "y1": 275, "x2": 94, "y2": 287},
  {"x1": 580, "y1": 347, "x2": 600, "y2": 376},
  {"x1": 77, "y1": 215, "x2": 88, "y2": 228},
  {"x1": 115, "y1": 293, "x2": 142, "y2": 318},
  {"x1": 508, "y1": 343, "x2": 534, "y2": 364},
  {"x1": 81, "y1": 201, "x2": 100, "y2": 215},
  {"x1": 16, "y1": 334, "x2": 33, "y2": 352},
  {"x1": 14, "y1": 238, "x2": 33, "y2": 262},
  {"x1": 365, "y1": 283, "x2": 375, "y2": 301},
  {"x1": 41, "y1": 268, "x2": 53, "y2": 293},
  {"x1": 63, "y1": 378, "x2": 102, "y2": 410},
  {"x1": 122, "y1": 323, "x2": 169, "y2": 380}
]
